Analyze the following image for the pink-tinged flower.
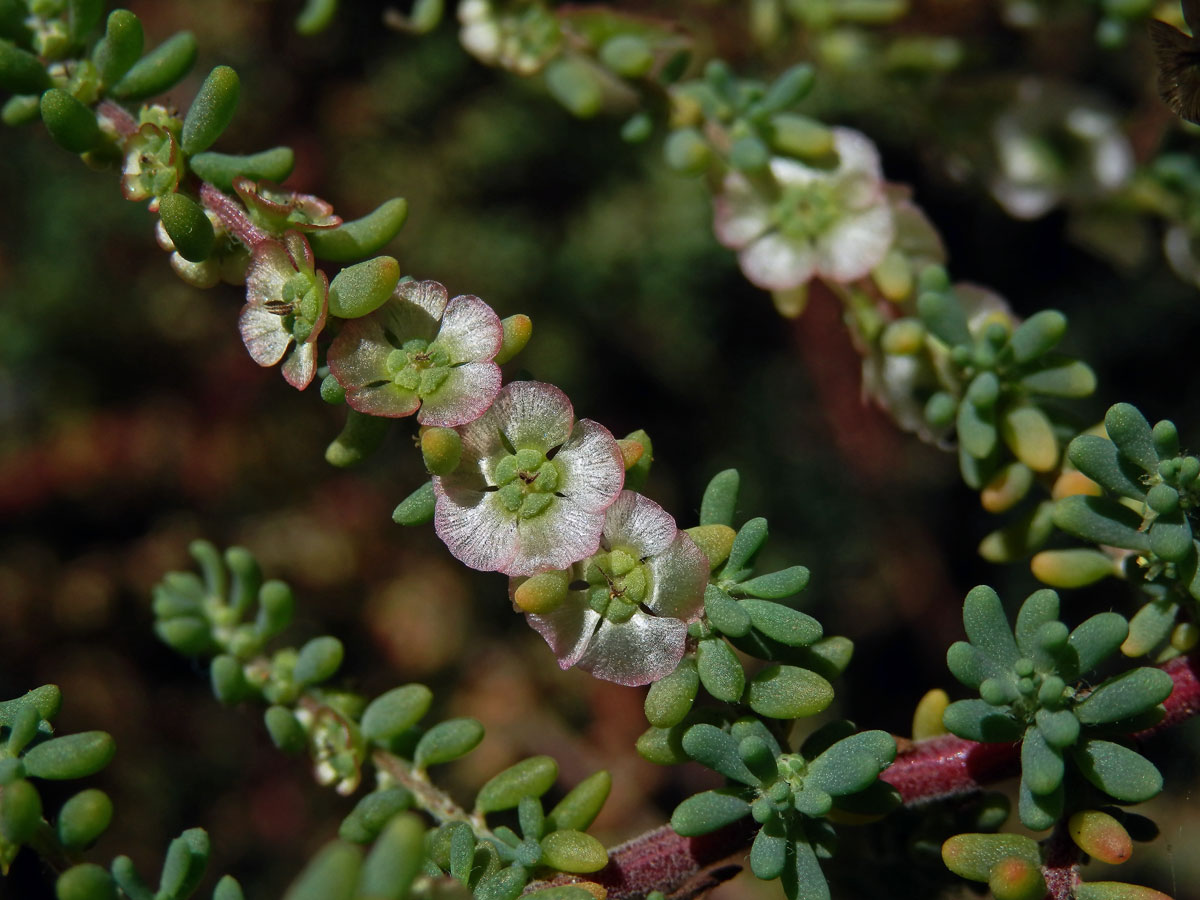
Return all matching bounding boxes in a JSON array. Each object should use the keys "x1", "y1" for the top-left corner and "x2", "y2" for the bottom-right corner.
[
  {"x1": 518, "y1": 491, "x2": 708, "y2": 686},
  {"x1": 239, "y1": 232, "x2": 329, "y2": 390},
  {"x1": 327, "y1": 280, "x2": 503, "y2": 427},
  {"x1": 233, "y1": 177, "x2": 342, "y2": 234},
  {"x1": 713, "y1": 128, "x2": 894, "y2": 291},
  {"x1": 434, "y1": 381, "x2": 624, "y2": 577}
]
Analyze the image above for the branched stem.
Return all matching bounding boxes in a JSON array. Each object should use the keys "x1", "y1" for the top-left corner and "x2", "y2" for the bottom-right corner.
[{"x1": 371, "y1": 749, "x2": 494, "y2": 839}]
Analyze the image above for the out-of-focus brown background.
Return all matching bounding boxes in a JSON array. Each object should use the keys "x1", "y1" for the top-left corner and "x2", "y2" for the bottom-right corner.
[{"x1": 2, "y1": 1, "x2": 1200, "y2": 898}]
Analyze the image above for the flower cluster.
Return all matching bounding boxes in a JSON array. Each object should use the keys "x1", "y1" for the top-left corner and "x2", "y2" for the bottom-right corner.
[{"x1": 712, "y1": 128, "x2": 895, "y2": 292}]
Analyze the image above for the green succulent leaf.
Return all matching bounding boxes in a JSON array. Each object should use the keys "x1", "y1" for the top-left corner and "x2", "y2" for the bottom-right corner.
[
  {"x1": 1123, "y1": 600, "x2": 1177, "y2": 657},
  {"x1": 644, "y1": 659, "x2": 699, "y2": 728},
  {"x1": 941, "y1": 833, "x2": 1041, "y2": 882},
  {"x1": 22, "y1": 732, "x2": 115, "y2": 780},
  {"x1": 190, "y1": 147, "x2": 295, "y2": 193},
  {"x1": 357, "y1": 814, "x2": 425, "y2": 900},
  {"x1": 109, "y1": 31, "x2": 197, "y2": 101},
  {"x1": 957, "y1": 392, "x2": 997, "y2": 459},
  {"x1": 724, "y1": 517, "x2": 768, "y2": 577},
  {"x1": 704, "y1": 584, "x2": 751, "y2": 637},
  {"x1": 1013, "y1": 589, "x2": 1059, "y2": 662},
  {"x1": 1149, "y1": 511, "x2": 1194, "y2": 563},
  {"x1": 1053, "y1": 496, "x2": 1151, "y2": 553},
  {"x1": 328, "y1": 255, "x2": 402, "y2": 319},
  {"x1": 293, "y1": 636, "x2": 344, "y2": 686},
  {"x1": 157, "y1": 828, "x2": 210, "y2": 900},
  {"x1": 1071, "y1": 739, "x2": 1162, "y2": 802},
  {"x1": 682, "y1": 724, "x2": 758, "y2": 785},
  {"x1": 264, "y1": 705, "x2": 306, "y2": 754},
  {"x1": 1034, "y1": 708, "x2": 1079, "y2": 749},
  {"x1": 1067, "y1": 435, "x2": 1146, "y2": 499},
  {"x1": 917, "y1": 289, "x2": 970, "y2": 347},
  {"x1": 474, "y1": 865, "x2": 528, "y2": 900},
  {"x1": 942, "y1": 700, "x2": 1022, "y2": 743},
  {"x1": 0, "y1": 778, "x2": 41, "y2": 843},
  {"x1": 1018, "y1": 359, "x2": 1096, "y2": 397},
  {"x1": 393, "y1": 481, "x2": 436, "y2": 526},
  {"x1": 946, "y1": 641, "x2": 1003, "y2": 689},
  {"x1": 159, "y1": 192, "x2": 215, "y2": 263},
  {"x1": 781, "y1": 835, "x2": 831, "y2": 900},
  {"x1": 670, "y1": 789, "x2": 752, "y2": 836},
  {"x1": 326, "y1": 410, "x2": 390, "y2": 468},
  {"x1": 0, "y1": 685, "x2": 61, "y2": 729},
  {"x1": 696, "y1": 636, "x2": 745, "y2": 703},
  {"x1": 56, "y1": 864, "x2": 118, "y2": 900},
  {"x1": 1074, "y1": 668, "x2": 1174, "y2": 725},
  {"x1": 361, "y1": 684, "x2": 433, "y2": 745},
  {"x1": 0, "y1": 39, "x2": 51, "y2": 94},
  {"x1": 1017, "y1": 778, "x2": 1062, "y2": 831},
  {"x1": 545, "y1": 771, "x2": 611, "y2": 834},
  {"x1": 1009, "y1": 310, "x2": 1066, "y2": 363},
  {"x1": 1104, "y1": 404, "x2": 1158, "y2": 473},
  {"x1": 1020, "y1": 726, "x2": 1064, "y2": 796},
  {"x1": 414, "y1": 718, "x2": 484, "y2": 769},
  {"x1": 539, "y1": 830, "x2": 607, "y2": 873},
  {"x1": 181, "y1": 64, "x2": 240, "y2": 155},
  {"x1": 476, "y1": 756, "x2": 558, "y2": 813},
  {"x1": 309, "y1": 198, "x2": 409, "y2": 262},
  {"x1": 40, "y1": 88, "x2": 102, "y2": 153},
  {"x1": 92, "y1": 9, "x2": 144, "y2": 86},
  {"x1": 961, "y1": 586, "x2": 1019, "y2": 666},
  {"x1": 750, "y1": 819, "x2": 788, "y2": 880},
  {"x1": 57, "y1": 788, "x2": 113, "y2": 850},
  {"x1": 339, "y1": 787, "x2": 415, "y2": 843},
  {"x1": 281, "y1": 840, "x2": 362, "y2": 900},
  {"x1": 635, "y1": 723, "x2": 688, "y2": 766},
  {"x1": 746, "y1": 665, "x2": 834, "y2": 720},
  {"x1": 740, "y1": 599, "x2": 821, "y2": 647},
  {"x1": 1065, "y1": 612, "x2": 1128, "y2": 679},
  {"x1": 805, "y1": 731, "x2": 896, "y2": 796}
]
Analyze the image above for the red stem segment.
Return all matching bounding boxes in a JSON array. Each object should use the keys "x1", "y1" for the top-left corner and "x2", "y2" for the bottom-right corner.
[{"x1": 587, "y1": 654, "x2": 1200, "y2": 900}]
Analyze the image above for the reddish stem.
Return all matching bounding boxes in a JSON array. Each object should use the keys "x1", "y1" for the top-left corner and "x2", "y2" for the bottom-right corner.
[
  {"x1": 585, "y1": 654, "x2": 1200, "y2": 900},
  {"x1": 199, "y1": 181, "x2": 270, "y2": 248}
]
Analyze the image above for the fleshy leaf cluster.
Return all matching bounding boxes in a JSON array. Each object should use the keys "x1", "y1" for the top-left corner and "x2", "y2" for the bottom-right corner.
[
  {"x1": 912, "y1": 272, "x2": 1096, "y2": 490},
  {"x1": 1055, "y1": 402, "x2": 1200, "y2": 657},
  {"x1": 671, "y1": 718, "x2": 896, "y2": 900},
  {"x1": 944, "y1": 586, "x2": 1173, "y2": 829}
]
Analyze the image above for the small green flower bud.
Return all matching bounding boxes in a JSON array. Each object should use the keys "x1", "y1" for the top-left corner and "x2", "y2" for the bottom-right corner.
[
  {"x1": 1009, "y1": 310, "x2": 1066, "y2": 364},
  {"x1": 264, "y1": 706, "x2": 307, "y2": 754},
  {"x1": 495, "y1": 314, "x2": 533, "y2": 365},
  {"x1": 988, "y1": 856, "x2": 1046, "y2": 900},
  {"x1": 599, "y1": 35, "x2": 653, "y2": 78},
  {"x1": 0, "y1": 777, "x2": 42, "y2": 843},
  {"x1": 180, "y1": 65, "x2": 239, "y2": 155},
  {"x1": 327, "y1": 255, "x2": 401, "y2": 319},
  {"x1": 1146, "y1": 483, "x2": 1180, "y2": 515},
  {"x1": 320, "y1": 373, "x2": 346, "y2": 404},
  {"x1": 22, "y1": 731, "x2": 115, "y2": 780},
  {"x1": 309, "y1": 198, "x2": 408, "y2": 263},
  {"x1": 0, "y1": 39, "x2": 51, "y2": 94},
  {"x1": 293, "y1": 636, "x2": 344, "y2": 687},
  {"x1": 40, "y1": 88, "x2": 102, "y2": 153},
  {"x1": 109, "y1": 31, "x2": 197, "y2": 102},
  {"x1": 420, "y1": 426, "x2": 462, "y2": 476},
  {"x1": 158, "y1": 192, "x2": 215, "y2": 262},
  {"x1": 92, "y1": 10, "x2": 143, "y2": 87},
  {"x1": 57, "y1": 788, "x2": 113, "y2": 849},
  {"x1": 56, "y1": 864, "x2": 117, "y2": 900},
  {"x1": 663, "y1": 127, "x2": 711, "y2": 175},
  {"x1": 513, "y1": 570, "x2": 569, "y2": 615},
  {"x1": 544, "y1": 56, "x2": 604, "y2": 118}
]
